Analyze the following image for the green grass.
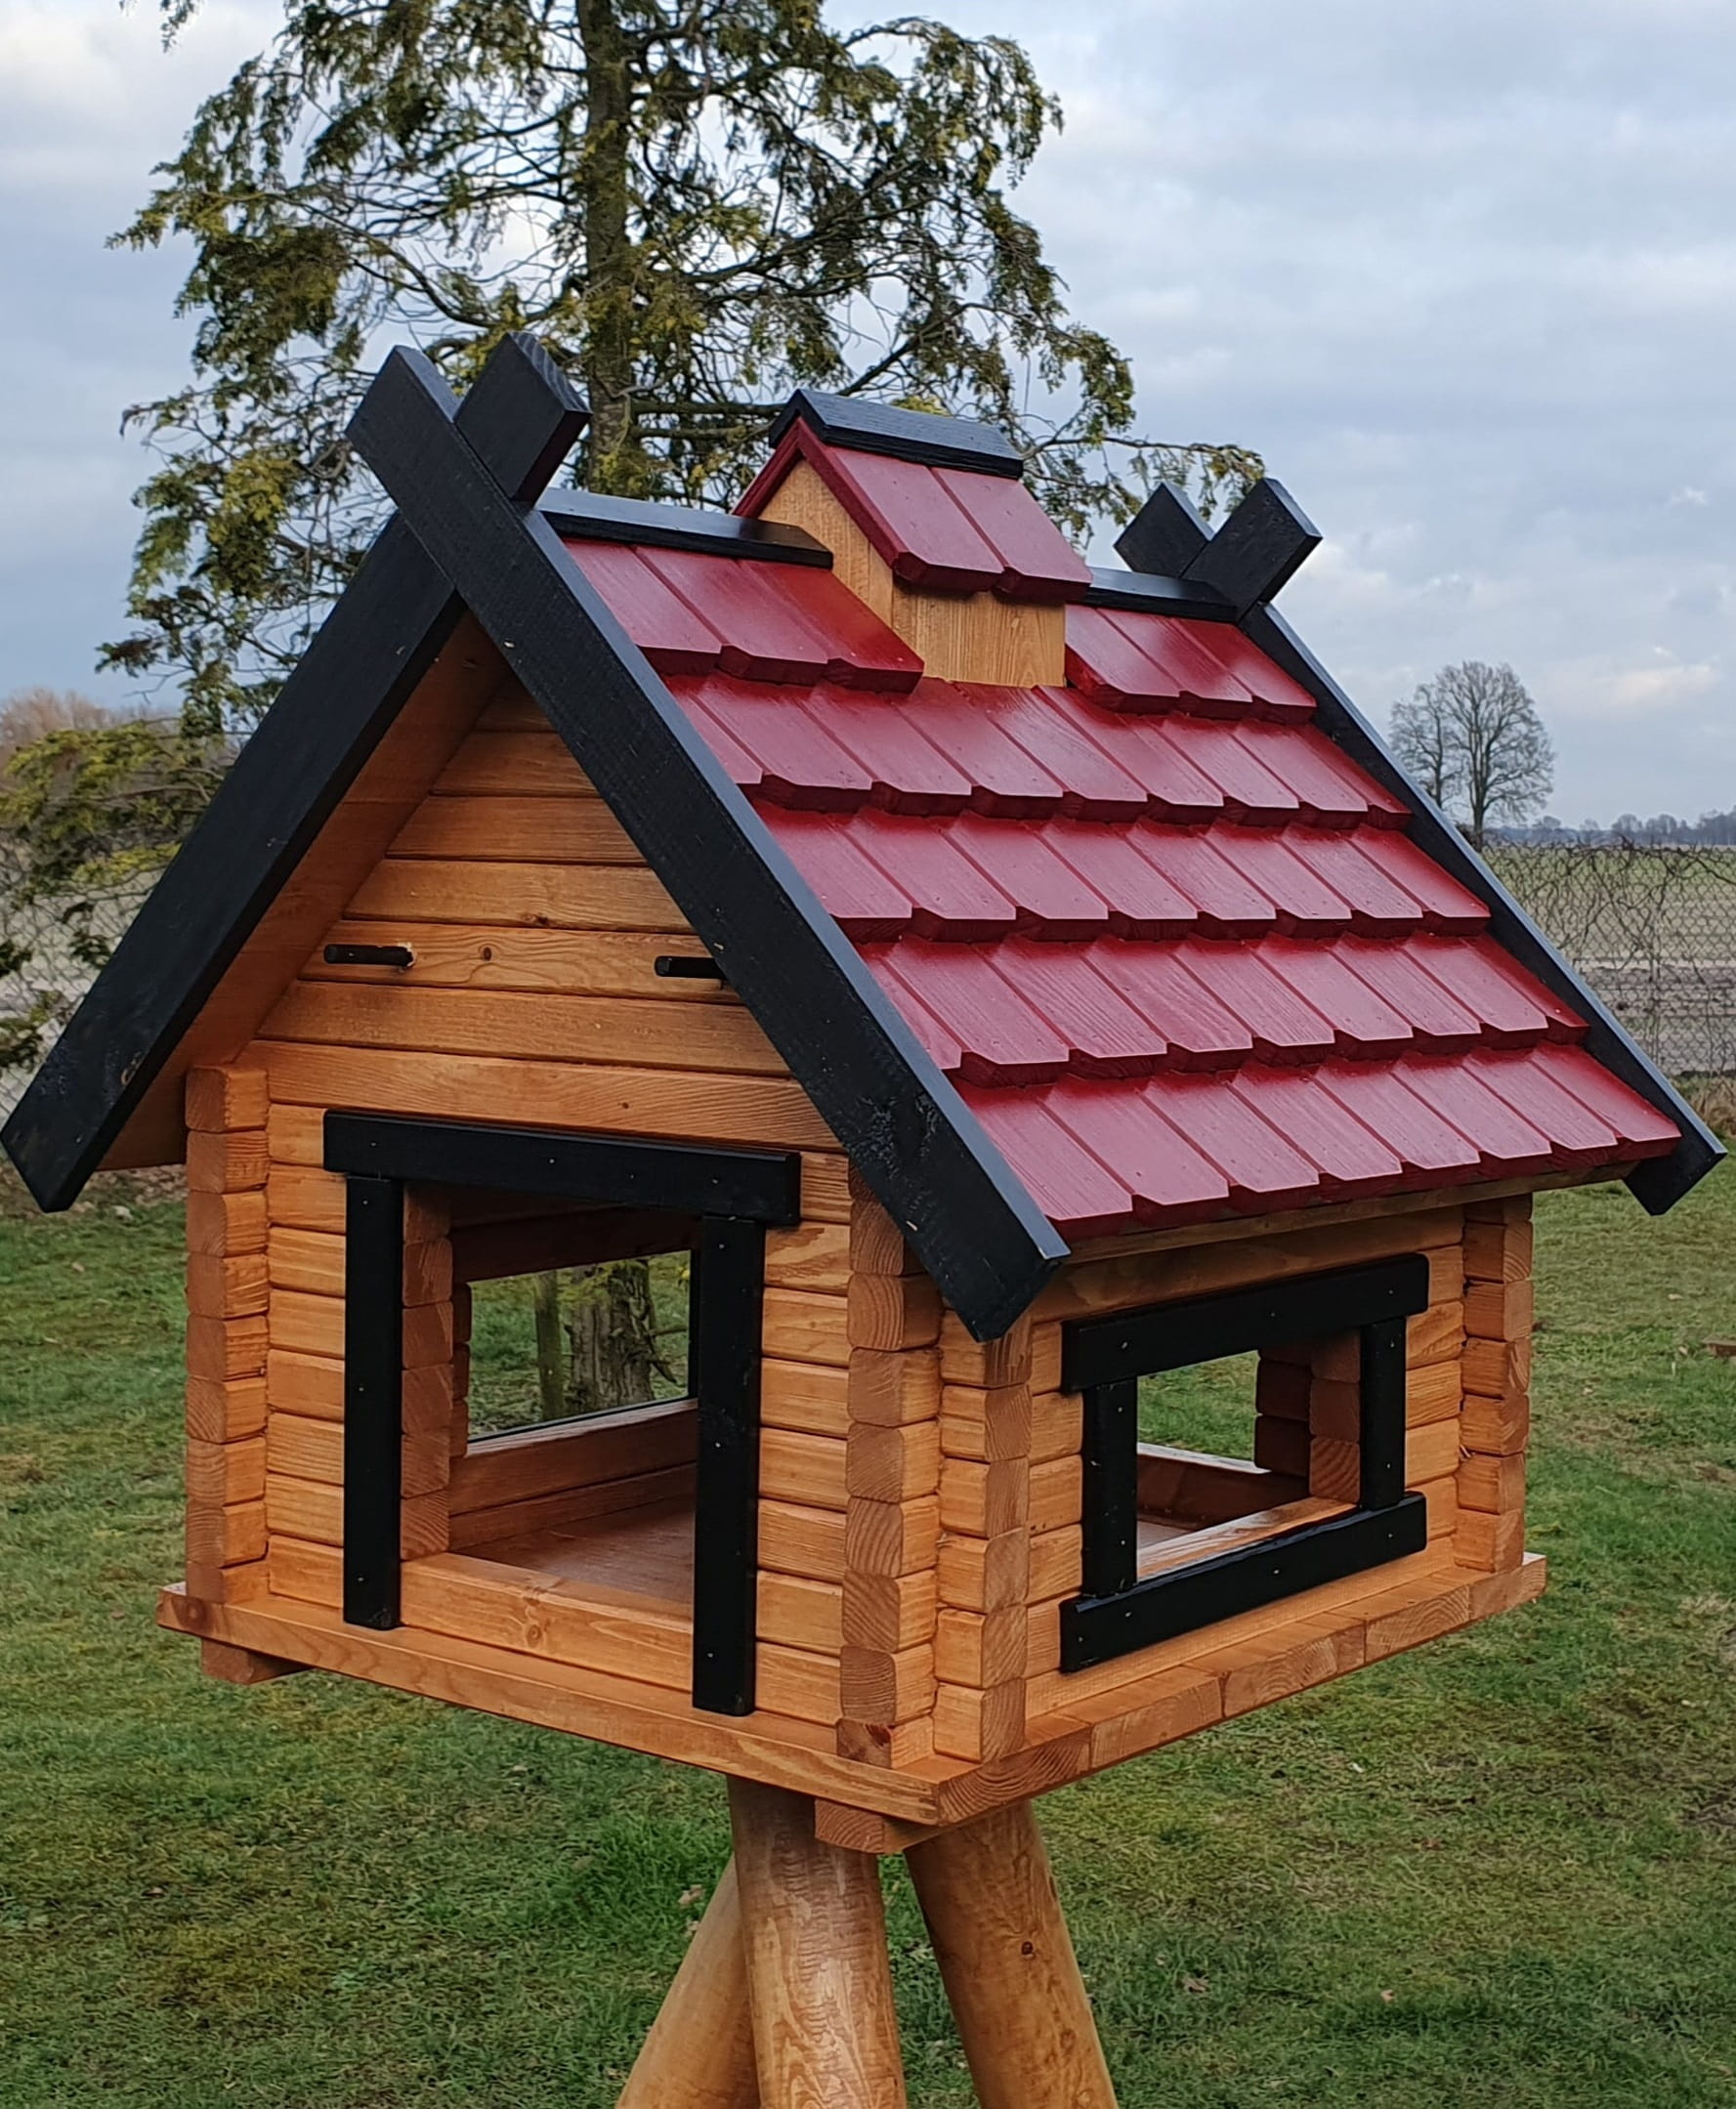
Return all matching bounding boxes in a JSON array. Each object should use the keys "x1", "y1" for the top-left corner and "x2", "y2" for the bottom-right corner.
[{"x1": 2, "y1": 1169, "x2": 1733, "y2": 2105}]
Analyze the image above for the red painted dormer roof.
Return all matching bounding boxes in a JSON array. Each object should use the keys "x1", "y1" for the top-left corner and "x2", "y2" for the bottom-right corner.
[
  {"x1": 566, "y1": 510, "x2": 1680, "y2": 1242},
  {"x1": 738, "y1": 394, "x2": 1092, "y2": 602}
]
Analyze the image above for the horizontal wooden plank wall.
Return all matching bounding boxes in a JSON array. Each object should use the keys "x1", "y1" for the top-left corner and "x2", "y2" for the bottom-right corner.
[
  {"x1": 836, "y1": 1172, "x2": 943, "y2": 1766},
  {"x1": 263, "y1": 1096, "x2": 456, "y2": 1604},
  {"x1": 447, "y1": 1400, "x2": 699, "y2": 1552},
  {"x1": 1457, "y1": 1195, "x2": 1532, "y2": 1572},
  {"x1": 184, "y1": 1064, "x2": 272, "y2": 1607},
  {"x1": 750, "y1": 1207, "x2": 859, "y2": 1732},
  {"x1": 252, "y1": 693, "x2": 837, "y2": 1154}
]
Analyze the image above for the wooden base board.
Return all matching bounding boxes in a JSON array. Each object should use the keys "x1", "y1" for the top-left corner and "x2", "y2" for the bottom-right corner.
[{"x1": 158, "y1": 1552, "x2": 1544, "y2": 1839}]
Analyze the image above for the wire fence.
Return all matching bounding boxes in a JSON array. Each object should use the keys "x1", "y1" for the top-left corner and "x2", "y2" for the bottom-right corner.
[
  {"x1": 2, "y1": 835, "x2": 1733, "y2": 1123},
  {"x1": 1486, "y1": 841, "x2": 1736, "y2": 1077}
]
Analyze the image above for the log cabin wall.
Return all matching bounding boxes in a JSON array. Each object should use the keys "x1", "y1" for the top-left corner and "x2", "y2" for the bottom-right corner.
[
  {"x1": 211, "y1": 684, "x2": 861, "y2": 1716},
  {"x1": 246, "y1": 685, "x2": 837, "y2": 1155},
  {"x1": 183, "y1": 1064, "x2": 273, "y2": 1606},
  {"x1": 930, "y1": 1193, "x2": 1535, "y2": 1749},
  {"x1": 254, "y1": 1096, "x2": 457, "y2": 1611}
]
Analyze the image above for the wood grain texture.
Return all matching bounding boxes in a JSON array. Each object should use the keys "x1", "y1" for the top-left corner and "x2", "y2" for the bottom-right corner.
[
  {"x1": 616, "y1": 1858, "x2": 761, "y2": 2109},
  {"x1": 1034, "y1": 1209, "x2": 1461, "y2": 1325},
  {"x1": 261, "y1": 979, "x2": 784, "y2": 1076},
  {"x1": 254, "y1": 1041, "x2": 834, "y2": 1152},
  {"x1": 98, "y1": 623, "x2": 502, "y2": 1179},
  {"x1": 348, "y1": 854, "x2": 689, "y2": 933},
  {"x1": 156, "y1": 1552, "x2": 1548, "y2": 1828},
  {"x1": 308, "y1": 919, "x2": 739, "y2": 1002},
  {"x1": 728, "y1": 1778, "x2": 910, "y2": 2109},
  {"x1": 185, "y1": 1066, "x2": 270, "y2": 1134},
  {"x1": 906, "y1": 1801, "x2": 1118, "y2": 2109}
]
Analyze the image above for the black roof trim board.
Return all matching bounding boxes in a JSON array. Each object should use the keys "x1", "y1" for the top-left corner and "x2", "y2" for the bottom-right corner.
[
  {"x1": 0, "y1": 336, "x2": 588, "y2": 1215},
  {"x1": 1108, "y1": 482, "x2": 1719, "y2": 1209},
  {"x1": 349, "y1": 346, "x2": 1064, "y2": 1337},
  {"x1": 1081, "y1": 568, "x2": 1236, "y2": 621},
  {"x1": 540, "y1": 489, "x2": 830, "y2": 566},
  {"x1": 768, "y1": 387, "x2": 1026, "y2": 479}
]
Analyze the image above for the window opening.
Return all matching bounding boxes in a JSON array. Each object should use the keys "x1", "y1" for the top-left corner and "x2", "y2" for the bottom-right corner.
[
  {"x1": 322, "y1": 1113, "x2": 799, "y2": 1717},
  {"x1": 1062, "y1": 1256, "x2": 1431, "y2": 1672}
]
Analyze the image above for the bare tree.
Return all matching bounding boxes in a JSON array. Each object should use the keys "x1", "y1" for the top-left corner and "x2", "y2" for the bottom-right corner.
[
  {"x1": 1390, "y1": 661, "x2": 1554, "y2": 848},
  {"x1": 1389, "y1": 687, "x2": 1455, "y2": 806},
  {"x1": 0, "y1": 689, "x2": 119, "y2": 769}
]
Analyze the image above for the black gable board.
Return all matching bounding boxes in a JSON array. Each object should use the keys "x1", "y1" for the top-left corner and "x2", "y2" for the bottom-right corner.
[
  {"x1": 767, "y1": 387, "x2": 1026, "y2": 478},
  {"x1": 1110, "y1": 481, "x2": 1721, "y2": 1212},
  {"x1": 1, "y1": 336, "x2": 587, "y2": 1214},
  {"x1": 349, "y1": 347, "x2": 1065, "y2": 1340}
]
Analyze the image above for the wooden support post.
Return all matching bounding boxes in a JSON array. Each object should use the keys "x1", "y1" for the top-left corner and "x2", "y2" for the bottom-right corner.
[
  {"x1": 906, "y1": 1801, "x2": 1119, "y2": 2109},
  {"x1": 617, "y1": 1858, "x2": 759, "y2": 2109},
  {"x1": 728, "y1": 1778, "x2": 909, "y2": 2109}
]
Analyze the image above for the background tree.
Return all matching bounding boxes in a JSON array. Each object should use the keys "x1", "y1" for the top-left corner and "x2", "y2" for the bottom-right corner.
[
  {"x1": 1388, "y1": 684, "x2": 1454, "y2": 806},
  {"x1": 114, "y1": 0, "x2": 1259, "y2": 729},
  {"x1": 0, "y1": 689, "x2": 120, "y2": 770},
  {"x1": 0, "y1": 700, "x2": 232, "y2": 1073},
  {"x1": 1390, "y1": 660, "x2": 1554, "y2": 848}
]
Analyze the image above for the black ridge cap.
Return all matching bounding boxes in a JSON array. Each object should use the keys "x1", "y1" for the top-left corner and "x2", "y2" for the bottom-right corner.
[
  {"x1": 540, "y1": 488, "x2": 831, "y2": 566},
  {"x1": 768, "y1": 386, "x2": 1026, "y2": 480},
  {"x1": 350, "y1": 346, "x2": 1066, "y2": 1339},
  {"x1": 0, "y1": 334, "x2": 588, "y2": 1214},
  {"x1": 1114, "y1": 481, "x2": 1721, "y2": 1212},
  {"x1": 1081, "y1": 566, "x2": 1237, "y2": 622}
]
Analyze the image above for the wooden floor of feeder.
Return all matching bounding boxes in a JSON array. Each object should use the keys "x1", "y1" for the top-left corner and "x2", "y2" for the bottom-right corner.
[{"x1": 453, "y1": 1472, "x2": 1288, "y2": 1611}]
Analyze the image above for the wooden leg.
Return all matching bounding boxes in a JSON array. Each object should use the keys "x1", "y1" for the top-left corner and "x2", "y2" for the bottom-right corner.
[
  {"x1": 728, "y1": 1778, "x2": 909, "y2": 2109},
  {"x1": 906, "y1": 1800, "x2": 1118, "y2": 2109},
  {"x1": 617, "y1": 1857, "x2": 759, "y2": 2109}
]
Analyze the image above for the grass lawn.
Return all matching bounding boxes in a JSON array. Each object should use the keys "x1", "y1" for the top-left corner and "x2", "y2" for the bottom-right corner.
[{"x1": 1, "y1": 1168, "x2": 1733, "y2": 2106}]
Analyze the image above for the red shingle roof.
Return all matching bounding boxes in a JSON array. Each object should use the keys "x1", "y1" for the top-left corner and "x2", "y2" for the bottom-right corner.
[{"x1": 565, "y1": 471, "x2": 1678, "y2": 1243}]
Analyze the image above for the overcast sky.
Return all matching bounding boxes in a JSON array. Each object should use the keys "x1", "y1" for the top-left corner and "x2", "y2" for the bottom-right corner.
[{"x1": 2, "y1": 0, "x2": 1732, "y2": 822}]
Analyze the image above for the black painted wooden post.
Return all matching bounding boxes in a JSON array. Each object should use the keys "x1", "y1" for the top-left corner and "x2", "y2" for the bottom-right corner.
[
  {"x1": 690, "y1": 1216, "x2": 766, "y2": 1716},
  {"x1": 1357, "y1": 1317, "x2": 1410, "y2": 1510},
  {"x1": 1080, "y1": 1379, "x2": 1139, "y2": 1598},
  {"x1": 343, "y1": 1175, "x2": 405, "y2": 1629}
]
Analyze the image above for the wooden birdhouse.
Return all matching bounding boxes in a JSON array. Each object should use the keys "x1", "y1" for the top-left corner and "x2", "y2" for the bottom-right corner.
[{"x1": 6, "y1": 335, "x2": 1718, "y2": 2107}]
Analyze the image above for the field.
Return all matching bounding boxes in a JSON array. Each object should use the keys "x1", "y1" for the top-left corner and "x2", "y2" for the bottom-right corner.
[{"x1": 1, "y1": 1166, "x2": 1733, "y2": 2106}]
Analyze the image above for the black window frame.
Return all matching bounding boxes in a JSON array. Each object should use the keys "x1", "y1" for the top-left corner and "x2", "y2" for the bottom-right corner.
[
  {"x1": 322, "y1": 1111, "x2": 800, "y2": 1717},
  {"x1": 1059, "y1": 1254, "x2": 1432, "y2": 1672}
]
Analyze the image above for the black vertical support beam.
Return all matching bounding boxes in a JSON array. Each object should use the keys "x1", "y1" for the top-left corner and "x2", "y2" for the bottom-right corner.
[
  {"x1": 343, "y1": 1175, "x2": 405, "y2": 1628},
  {"x1": 1080, "y1": 1379, "x2": 1140, "y2": 1598},
  {"x1": 690, "y1": 1216, "x2": 765, "y2": 1715},
  {"x1": 1358, "y1": 1318, "x2": 1409, "y2": 1511}
]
